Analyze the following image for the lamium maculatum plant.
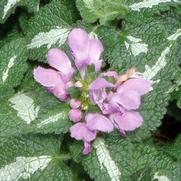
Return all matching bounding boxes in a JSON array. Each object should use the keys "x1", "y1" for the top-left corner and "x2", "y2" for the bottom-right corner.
[
  {"x1": 0, "y1": 0, "x2": 180, "y2": 180},
  {"x1": 34, "y1": 28, "x2": 152, "y2": 154}
]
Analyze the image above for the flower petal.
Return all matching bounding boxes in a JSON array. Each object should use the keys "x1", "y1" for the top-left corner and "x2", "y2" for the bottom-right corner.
[
  {"x1": 48, "y1": 84, "x2": 68, "y2": 101},
  {"x1": 68, "y1": 109, "x2": 82, "y2": 122},
  {"x1": 89, "y1": 89, "x2": 107, "y2": 104},
  {"x1": 83, "y1": 142, "x2": 92, "y2": 155},
  {"x1": 117, "y1": 78, "x2": 152, "y2": 95},
  {"x1": 70, "y1": 122, "x2": 96, "y2": 142},
  {"x1": 48, "y1": 48, "x2": 74, "y2": 82},
  {"x1": 86, "y1": 113, "x2": 114, "y2": 133},
  {"x1": 68, "y1": 28, "x2": 89, "y2": 69},
  {"x1": 33, "y1": 66, "x2": 63, "y2": 87},
  {"x1": 110, "y1": 111, "x2": 143, "y2": 131},
  {"x1": 103, "y1": 71, "x2": 118, "y2": 79},
  {"x1": 97, "y1": 102, "x2": 116, "y2": 114},
  {"x1": 89, "y1": 78, "x2": 114, "y2": 90},
  {"x1": 68, "y1": 28, "x2": 89, "y2": 52},
  {"x1": 88, "y1": 38, "x2": 104, "y2": 71},
  {"x1": 70, "y1": 98, "x2": 81, "y2": 109},
  {"x1": 110, "y1": 91, "x2": 141, "y2": 110}
]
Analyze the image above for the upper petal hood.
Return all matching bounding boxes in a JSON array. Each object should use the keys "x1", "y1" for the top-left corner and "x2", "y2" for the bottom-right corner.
[
  {"x1": 110, "y1": 91, "x2": 141, "y2": 110},
  {"x1": 47, "y1": 48, "x2": 74, "y2": 82},
  {"x1": 117, "y1": 78, "x2": 152, "y2": 95},
  {"x1": 33, "y1": 66, "x2": 64, "y2": 87},
  {"x1": 88, "y1": 38, "x2": 104, "y2": 71},
  {"x1": 68, "y1": 28, "x2": 89, "y2": 69}
]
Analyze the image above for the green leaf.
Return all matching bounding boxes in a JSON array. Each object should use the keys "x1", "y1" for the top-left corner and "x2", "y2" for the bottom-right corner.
[
  {"x1": 0, "y1": 135, "x2": 73, "y2": 181},
  {"x1": 0, "y1": 0, "x2": 40, "y2": 23},
  {"x1": 68, "y1": 87, "x2": 81, "y2": 99},
  {"x1": 158, "y1": 134, "x2": 181, "y2": 162},
  {"x1": 95, "y1": 13, "x2": 181, "y2": 140},
  {"x1": 0, "y1": 37, "x2": 28, "y2": 90},
  {"x1": 70, "y1": 135, "x2": 181, "y2": 181},
  {"x1": 25, "y1": 1, "x2": 73, "y2": 61},
  {"x1": 76, "y1": 0, "x2": 180, "y2": 25},
  {"x1": 76, "y1": 0, "x2": 129, "y2": 25},
  {"x1": 127, "y1": 0, "x2": 179, "y2": 14},
  {"x1": 0, "y1": 87, "x2": 71, "y2": 137}
]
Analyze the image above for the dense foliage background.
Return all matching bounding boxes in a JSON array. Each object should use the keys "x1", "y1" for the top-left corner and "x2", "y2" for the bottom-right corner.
[{"x1": 0, "y1": 0, "x2": 181, "y2": 180}]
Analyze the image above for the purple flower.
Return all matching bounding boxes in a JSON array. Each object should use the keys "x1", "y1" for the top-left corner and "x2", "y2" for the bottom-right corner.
[
  {"x1": 47, "y1": 48, "x2": 74, "y2": 82},
  {"x1": 110, "y1": 111, "x2": 143, "y2": 133},
  {"x1": 85, "y1": 113, "x2": 114, "y2": 133},
  {"x1": 102, "y1": 71, "x2": 118, "y2": 79},
  {"x1": 68, "y1": 28, "x2": 104, "y2": 73},
  {"x1": 117, "y1": 78, "x2": 152, "y2": 96},
  {"x1": 109, "y1": 91, "x2": 141, "y2": 111},
  {"x1": 89, "y1": 78, "x2": 114, "y2": 104},
  {"x1": 33, "y1": 27, "x2": 152, "y2": 155},
  {"x1": 70, "y1": 98, "x2": 81, "y2": 109},
  {"x1": 70, "y1": 122, "x2": 96, "y2": 155},
  {"x1": 70, "y1": 123, "x2": 96, "y2": 142},
  {"x1": 33, "y1": 48, "x2": 74, "y2": 101},
  {"x1": 33, "y1": 66, "x2": 68, "y2": 101},
  {"x1": 83, "y1": 142, "x2": 92, "y2": 155},
  {"x1": 69, "y1": 109, "x2": 82, "y2": 123}
]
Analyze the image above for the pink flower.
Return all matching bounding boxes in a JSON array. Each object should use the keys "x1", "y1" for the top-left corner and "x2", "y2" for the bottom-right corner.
[
  {"x1": 33, "y1": 66, "x2": 68, "y2": 101},
  {"x1": 68, "y1": 28, "x2": 104, "y2": 73},
  {"x1": 85, "y1": 113, "x2": 114, "y2": 133},
  {"x1": 69, "y1": 109, "x2": 82, "y2": 123},
  {"x1": 33, "y1": 27, "x2": 152, "y2": 155},
  {"x1": 89, "y1": 78, "x2": 114, "y2": 104},
  {"x1": 70, "y1": 122, "x2": 96, "y2": 155},
  {"x1": 70, "y1": 98, "x2": 81, "y2": 109},
  {"x1": 110, "y1": 111, "x2": 143, "y2": 133},
  {"x1": 47, "y1": 48, "x2": 74, "y2": 82},
  {"x1": 33, "y1": 48, "x2": 74, "y2": 101}
]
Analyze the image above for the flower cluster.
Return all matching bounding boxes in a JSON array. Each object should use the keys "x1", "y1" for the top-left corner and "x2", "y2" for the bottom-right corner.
[{"x1": 33, "y1": 28, "x2": 152, "y2": 155}]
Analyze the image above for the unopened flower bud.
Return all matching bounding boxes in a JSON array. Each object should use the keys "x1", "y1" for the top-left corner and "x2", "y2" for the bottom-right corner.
[
  {"x1": 70, "y1": 99, "x2": 81, "y2": 109},
  {"x1": 69, "y1": 109, "x2": 82, "y2": 122}
]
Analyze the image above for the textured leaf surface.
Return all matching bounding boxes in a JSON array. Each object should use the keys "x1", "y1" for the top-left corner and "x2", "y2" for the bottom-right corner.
[
  {"x1": 76, "y1": 0, "x2": 129, "y2": 25},
  {"x1": 76, "y1": 0, "x2": 180, "y2": 25},
  {"x1": 0, "y1": 37, "x2": 28, "y2": 90},
  {"x1": 70, "y1": 135, "x2": 181, "y2": 181},
  {"x1": 159, "y1": 134, "x2": 181, "y2": 162},
  {"x1": 0, "y1": 135, "x2": 72, "y2": 181},
  {"x1": 0, "y1": 87, "x2": 71, "y2": 137},
  {"x1": 25, "y1": 1, "x2": 73, "y2": 61},
  {"x1": 0, "y1": 0, "x2": 40, "y2": 23},
  {"x1": 95, "y1": 13, "x2": 181, "y2": 140}
]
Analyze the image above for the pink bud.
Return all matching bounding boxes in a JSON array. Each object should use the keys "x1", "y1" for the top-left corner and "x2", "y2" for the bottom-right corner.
[
  {"x1": 70, "y1": 99, "x2": 81, "y2": 109},
  {"x1": 83, "y1": 142, "x2": 91, "y2": 155},
  {"x1": 69, "y1": 109, "x2": 82, "y2": 122}
]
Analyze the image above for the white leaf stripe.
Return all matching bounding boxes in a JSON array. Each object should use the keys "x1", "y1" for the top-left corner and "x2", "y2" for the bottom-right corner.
[
  {"x1": 9, "y1": 93, "x2": 40, "y2": 124},
  {"x1": 2, "y1": 0, "x2": 21, "y2": 19},
  {"x1": 93, "y1": 138, "x2": 121, "y2": 181},
  {"x1": 142, "y1": 45, "x2": 171, "y2": 80},
  {"x1": 152, "y1": 172, "x2": 170, "y2": 181},
  {"x1": 37, "y1": 113, "x2": 65, "y2": 128},
  {"x1": 167, "y1": 28, "x2": 181, "y2": 41},
  {"x1": 130, "y1": 0, "x2": 178, "y2": 11},
  {"x1": 27, "y1": 27, "x2": 70, "y2": 49},
  {"x1": 0, "y1": 156, "x2": 51, "y2": 181},
  {"x1": 142, "y1": 27, "x2": 181, "y2": 80},
  {"x1": 2, "y1": 55, "x2": 16, "y2": 83},
  {"x1": 125, "y1": 36, "x2": 148, "y2": 56}
]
